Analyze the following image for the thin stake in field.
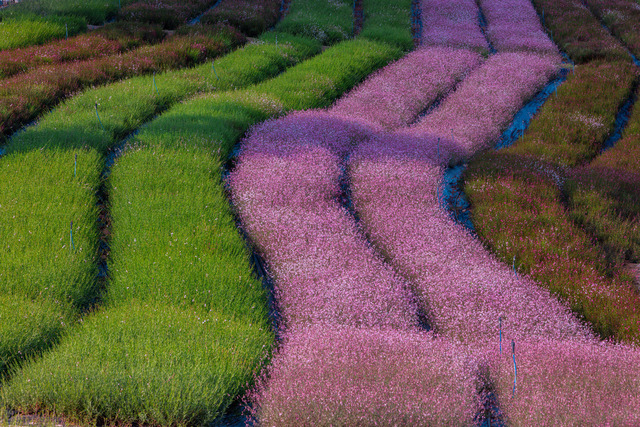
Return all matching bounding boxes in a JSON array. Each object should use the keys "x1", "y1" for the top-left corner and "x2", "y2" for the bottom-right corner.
[
  {"x1": 70, "y1": 221, "x2": 75, "y2": 251},
  {"x1": 65, "y1": 23, "x2": 68, "y2": 40},
  {"x1": 512, "y1": 340, "x2": 517, "y2": 397},
  {"x1": 153, "y1": 72, "x2": 159, "y2": 95},
  {"x1": 212, "y1": 60, "x2": 220, "y2": 80},
  {"x1": 95, "y1": 103, "x2": 106, "y2": 131},
  {"x1": 499, "y1": 316, "x2": 503, "y2": 354},
  {"x1": 74, "y1": 153, "x2": 77, "y2": 178}
]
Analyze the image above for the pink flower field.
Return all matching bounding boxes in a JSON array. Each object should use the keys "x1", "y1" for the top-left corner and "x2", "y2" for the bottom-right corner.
[
  {"x1": 229, "y1": 0, "x2": 640, "y2": 424},
  {"x1": 2, "y1": 0, "x2": 640, "y2": 424}
]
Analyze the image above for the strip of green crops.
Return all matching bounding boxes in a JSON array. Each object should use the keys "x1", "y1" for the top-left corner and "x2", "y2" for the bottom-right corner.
[
  {"x1": 463, "y1": 1, "x2": 640, "y2": 345},
  {"x1": 529, "y1": 0, "x2": 630, "y2": 63},
  {"x1": 0, "y1": 15, "x2": 86, "y2": 50},
  {"x1": 566, "y1": 85, "x2": 640, "y2": 263},
  {"x1": 1, "y1": 0, "x2": 136, "y2": 26},
  {"x1": 275, "y1": 0, "x2": 354, "y2": 45},
  {"x1": 0, "y1": 25, "x2": 245, "y2": 139},
  {"x1": 508, "y1": 61, "x2": 638, "y2": 167},
  {"x1": 584, "y1": 0, "x2": 640, "y2": 59},
  {"x1": 1, "y1": 1, "x2": 409, "y2": 423},
  {"x1": 0, "y1": 32, "x2": 319, "y2": 380},
  {"x1": 360, "y1": 0, "x2": 414, "y2": 50},
  {"x1": 1, "y1": 37, "x2": 402, "y2": 426},
  {"x1": 465, "y1": 152, "x2": 640, "y2": 344}
]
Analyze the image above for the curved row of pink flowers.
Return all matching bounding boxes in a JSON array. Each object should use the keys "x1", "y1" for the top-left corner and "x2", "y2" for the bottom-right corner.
[
  {"x1": 408, "y1": 52, "x2": 562, "y2": 159},
  {"x1": 231, "y1": 48, "x2": 486, "y2": 425},
  {"x1": 478, "y1": 0, "x2": 558, "y2": 54},
  {"x1": 231, "y1": 51, "x2": 565, "y2": 424},
  {"x1": 232, "y1": 50, "x2": 575, "y2": 423},
  {"x1": 421, "y1": 0, "x2": 555, "y2": 55},
  {"x1": 420, "y1": 0, "x2": 489, "y2": 52},
  {"x1": 331, "y1": 47, "x2": 484, "y2": 130}
]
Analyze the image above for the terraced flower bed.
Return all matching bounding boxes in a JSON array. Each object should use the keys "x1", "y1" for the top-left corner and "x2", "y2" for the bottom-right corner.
[
  {"x1": 0, "y1": 24, "x2": 245, "y2": 139},
  {"x1": 2, "y1": 0, "x2": 640, "y2": 424},
  {"x1": 0, "y1": 22, "x2": 164, "y2": 79}
]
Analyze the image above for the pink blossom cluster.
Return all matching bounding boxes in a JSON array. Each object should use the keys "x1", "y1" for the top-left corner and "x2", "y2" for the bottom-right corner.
[
  {"x1": 331, "y1": 47, "x2": 483, "y2": 130},
  {"x1": 349, "y1": 135, "x2": 594, "y2": 345},
  {"x1": 250, "y1": 325, "x2": 480, "y2": 426},
  {"x1": 420, "y1": 0, "x2": 489, "y2": 51},
  {"x1": 409, "y1": 52, "x2": 562, "y2": 160},
  {"x1": 479, "y1": 0, "x2": 558, "y2": 54},
  {"x1": 230, "y1": 112, "x2": 419, "y2": 331},
  {"x1": 230, "y1": 110, "x2": 482, "y2": 423}
]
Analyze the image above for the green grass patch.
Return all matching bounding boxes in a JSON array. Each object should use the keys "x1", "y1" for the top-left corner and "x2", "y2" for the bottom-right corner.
[
  {"x1": 0, "y1": 34, "x2": 318, "y2": 381},
  {"x1": 275, "y1": 0, "x2": 353, "y2": 44},
  {"x1": 1, "y1": 302, "x2": 272, "y2": 426},
  {"x1": 0, "y1": 294, "x2": 67, "y2": 379},
  {"x1": 360, "y1": 0, "x2": 413, "y2": 50},
  {"x1": 107, "y1": 143, "x2": 273, "y2": 322},
  {"x1": 0, "y1": 147, "x2": 102, "y2": 312},
  {"x1": 1, "y1": 0, "x2": 136, "y2": 26},
  {"x1": 0, "y1": 16, "x2": 84, "y2": 50}
]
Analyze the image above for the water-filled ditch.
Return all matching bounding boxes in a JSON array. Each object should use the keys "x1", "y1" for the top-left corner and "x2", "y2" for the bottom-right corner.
[{"x1": 188, "y1": 0, "x2": 224, "y2": 25}]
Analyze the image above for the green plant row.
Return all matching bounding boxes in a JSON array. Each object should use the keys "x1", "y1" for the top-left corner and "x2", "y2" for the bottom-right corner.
[
  {"x1": 584, "y1": 0, "x2": 640, "y2": 59},
  {"x1": 359, "y1": 0, "x2": 413, "y2": 50},
  {"x1": 0, "y1": 32, "x2": 319, "y2": 381},
  {"x1": 0, "y1": 14, "x2": 86, "y2": 51},
  {"x1": 529, "y1": 0, "x2": 629, "y2": 63},
  {"x1": 0, "y1": 24, "x2": 245, "y2": 140},
  {"x1": 508, "y1": 61, "x2": 638, "y2": 167},
  {"x1": 1, "y1": 36, "x2": 402, "y2": 426},
  {"x1": 566, "y1": 85, "x2": 640, "y2": 263},
  {"x1": 274, "y1": 0, "x2": 354, "y2": 45},
  {"x1": 0, "y1": 22, "x2": 165, "y2": 80},
  {"x1": 0, "y1": 0, "x2": 136, "y2": 27}
]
